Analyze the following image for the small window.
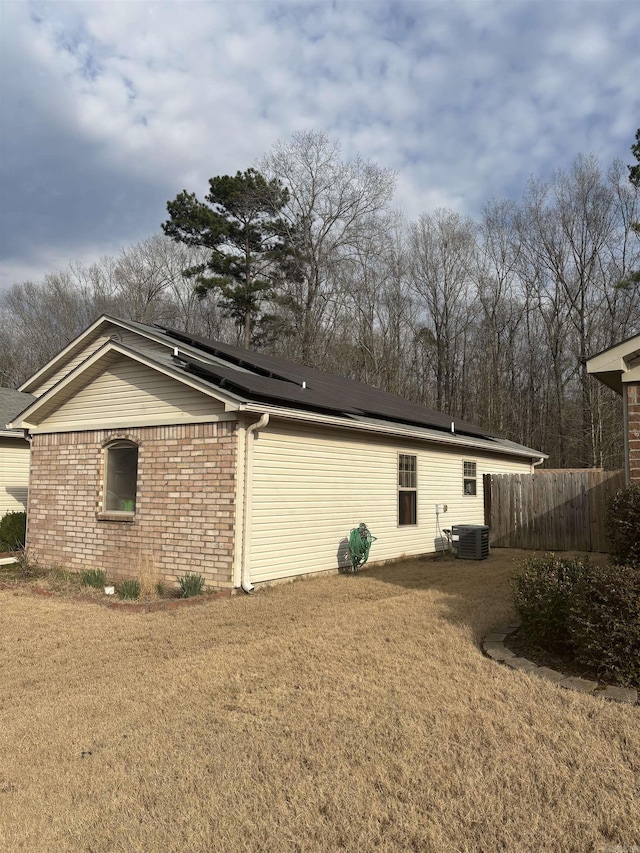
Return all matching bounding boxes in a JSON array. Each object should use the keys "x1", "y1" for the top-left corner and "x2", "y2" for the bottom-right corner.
[
  {"x1": 104, "y1": 440, "x2": 138, "y2": 513},
  {"x1": 463, "y1": 461, "x2": 477, "y2": 496},
  {"x1": 398, "y1": 454, "x2": 417, "y2": 525}
]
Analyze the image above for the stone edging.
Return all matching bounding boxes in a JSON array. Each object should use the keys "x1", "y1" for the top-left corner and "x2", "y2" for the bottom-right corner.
[
  {"x1": 482, "y1": 624, "x2": 638, "y2": 706},
  {"x1": 0, "y1": 582, "x2": 235, "y2": 613}
]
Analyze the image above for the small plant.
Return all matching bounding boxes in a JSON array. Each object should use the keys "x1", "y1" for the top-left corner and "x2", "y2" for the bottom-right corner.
[
  {"x1": 568, "y1": 562, "x2": 640, "y2": 687},
  {"x1": 13, "y1": 549, "x2": 44, "y2": 579},
  {"x1": 179, "y1": 572, "x2": 205, "y2": 598},
  {"x1": 118, "y1": 579, "x2": 141, "y2": 600},
  {"x1": 81, "y1": 568, "x2": 106, "y2": 589},
  {"x1": 511, "y1": 553, "x2": 587, "y2": 649},
  {"x1": 0, "y1": 511, "x2": 27, "y2": 552},
  {"x1": 155, "y1": 581, "x2": 166, "y2": 597},
  {"x1": 607, "y1": 485, "x2": 640, "y2": 567},
  {"x1": 51, "y1": 566, "x2": 74, "y2": 584}
]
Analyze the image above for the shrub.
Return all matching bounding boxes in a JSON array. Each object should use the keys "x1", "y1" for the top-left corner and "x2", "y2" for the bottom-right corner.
[
  {"x1": 511, "y1": 554, "x2": 587, "y2": 649},
  {"x1": 118, "y1": 579, "x2": 140, "y2": 600},
  {"x1": 0, "y1": 511, "x2": 27, "y2": 552},
  {"x1": 81, "y1": 568, "x2": 106, "y2": 589},
  {"x1": 179, "y1": 572, "x2": 205, "y2": 598},
  {"x1": 607, "y1": 485, "x2": 640, "y2": 567},
  {"x1": 568, "y1": 562, "x2": 640, "y2": 687}
]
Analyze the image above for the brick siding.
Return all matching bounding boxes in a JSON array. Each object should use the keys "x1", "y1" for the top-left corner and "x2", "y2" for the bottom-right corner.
[
  {"x1": 26, "y1": 422, "x2": 238, "y2": 588},
  {"x1": 629, "y1": 382, "x2": 640, "y2": 485}
]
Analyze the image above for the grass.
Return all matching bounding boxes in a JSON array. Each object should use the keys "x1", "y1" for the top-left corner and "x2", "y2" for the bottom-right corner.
[{"x1": 0, "y1": 548, "x2": 637, "y2": 852}]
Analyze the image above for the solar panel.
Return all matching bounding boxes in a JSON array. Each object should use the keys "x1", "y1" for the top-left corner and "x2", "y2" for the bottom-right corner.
[{"x1": 155, "y1": 323, "x2": 496, "y2": 439}]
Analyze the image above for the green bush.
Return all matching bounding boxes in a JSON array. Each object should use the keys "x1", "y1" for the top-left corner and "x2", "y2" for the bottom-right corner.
[
  {"x1": 118, "y1": 579, "x2": 140, "y2": 600},
  {"x1": 568, "y1": 562, "x2": 640, "y2": 687},
  {"x1": 179, "y1": 572, "x2": 205, "y2": 598},
  {"x1": 81, "y1": 568, "x2": 106, "y2": 589},
  {"x1": 511, "y1": 554, "x2": 587, "y2": 648},
  {"x1": 608, "y1": 485, "x2": 640, "y2": 567},
  {"x1": 0, "y1": 511, "x2": 27, "y2": 552}
]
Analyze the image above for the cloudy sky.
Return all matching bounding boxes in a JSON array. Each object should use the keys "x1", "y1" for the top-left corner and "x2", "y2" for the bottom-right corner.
[{"x1": 1, "y1": 0, "x2": 638, "y2": 290}]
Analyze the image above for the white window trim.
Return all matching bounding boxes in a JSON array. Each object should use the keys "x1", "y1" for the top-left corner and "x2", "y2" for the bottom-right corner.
[
  {"x1": 398, "y1": 453, "x2": 418, "y2": 526},
  {"x1": 463, "y1": 460, "x2": 477, "y2": 497}
]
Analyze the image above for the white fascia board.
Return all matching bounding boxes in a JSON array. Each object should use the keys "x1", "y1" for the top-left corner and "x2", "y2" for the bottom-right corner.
[
  {"x1": 622, "y1": 365, "x2": 640, "y2": 383},
  {"x1": 18, "y1": 314, "x2": 116, "y2": 394},
  {"x1": 586, "y1": 355, "x2": 627, "y2": 376},
  {"x1": 587, "y1": 336, "x2": 640, "y2": 375},
  {"x1": 0, "y1": 429, "x2": 28, "y2": 439},
  {"x1": 238, "y1": 403, "x2": 546, "y2": 461},
  {"x1": 19, "y1": 313, "x2": 256, "y2": 396},
  {"x1": 10, "y1": 340, "x2": 243, "y2": 428}
]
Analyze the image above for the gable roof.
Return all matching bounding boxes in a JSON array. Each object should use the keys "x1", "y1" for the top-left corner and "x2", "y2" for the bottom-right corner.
[
  {"x1": 586, "y1": 334, "x2": 640, "y2": 394},
  {"x1": 11, "y1": 315, "x2": 546, "y2": 461}
]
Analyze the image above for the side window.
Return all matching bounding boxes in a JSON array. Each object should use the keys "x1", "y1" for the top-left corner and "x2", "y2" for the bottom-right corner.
[
  {"x1": 398, "y1": 454, "x2": 417, "y2": 525},
  {"x1": 104, "y1": 440, "x2": 139, "y2": 513},
  {"x1": 463, "y1": 461, "x2": 477, "y2": 496}
]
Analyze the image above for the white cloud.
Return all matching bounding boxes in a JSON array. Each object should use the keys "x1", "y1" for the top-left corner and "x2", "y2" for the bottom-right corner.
[{"x1": 1, "y1": 0, "x2": 638, "y2": 290}]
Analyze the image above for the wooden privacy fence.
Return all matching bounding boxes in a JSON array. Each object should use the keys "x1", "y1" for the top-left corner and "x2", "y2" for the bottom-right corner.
[{"x1": 483, "y1": 469, "x2": 625, "y2": 552}]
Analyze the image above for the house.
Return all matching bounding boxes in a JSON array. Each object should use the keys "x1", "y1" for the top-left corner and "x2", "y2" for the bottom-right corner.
[
  {"x1": 10, "y1": 316, "x2": 546, "y2": 590},
  {"x1": 587, "y1": 334, "x2": 640, "y2": 485},
  {"x1": 0, "y1": 388, "x2": 35, "y2": 519}
]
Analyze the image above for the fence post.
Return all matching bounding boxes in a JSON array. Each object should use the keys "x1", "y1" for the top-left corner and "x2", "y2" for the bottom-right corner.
[{"x1": 483, "y1": 473, "x2": 492, "y2": 528}]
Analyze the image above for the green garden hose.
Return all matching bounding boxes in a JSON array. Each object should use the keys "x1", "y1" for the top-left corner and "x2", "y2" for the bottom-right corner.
[{"x1": 348, "y1": 523, "x2": 377, "y2": 573}]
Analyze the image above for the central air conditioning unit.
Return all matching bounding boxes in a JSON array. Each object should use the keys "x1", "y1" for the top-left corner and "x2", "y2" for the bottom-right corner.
[{"x1": 451, "y1": 524, "x2": 490, "y2": 560}]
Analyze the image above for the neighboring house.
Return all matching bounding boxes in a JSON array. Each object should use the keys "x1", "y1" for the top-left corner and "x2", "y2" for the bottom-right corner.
[
  {"x1": 10, "y1": 316, "x2": 546, "y2": 590},
  {"x1": 587, "y1": 334, "x2": 640, "y2": 485},
  {"x1": 0, "y1": 388, "x2": 35, "y2": 518}
]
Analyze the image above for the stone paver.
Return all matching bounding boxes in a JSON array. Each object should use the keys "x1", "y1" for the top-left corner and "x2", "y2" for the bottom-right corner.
[
  {"x1": 597, "y1": 685, "x2": 638, "y2": 705},
  {"x1": 528, "y1": 666, "x2": 565, "y2": 683},
  {"x1": 481, "y1": 626, "x2": 638, "y2": 705},
  {"x1": 493, "y1": 623, "x2": 521, "y2": 635},
  {"x1": 558, "y1": 676, "x2": 598, "y2": 694},
  {"x1": 505, "y1": 656, "x2": 538, "y2": 671},
  {"x1": 482, "y1": 643, "x2": 515, "y2": 661}
]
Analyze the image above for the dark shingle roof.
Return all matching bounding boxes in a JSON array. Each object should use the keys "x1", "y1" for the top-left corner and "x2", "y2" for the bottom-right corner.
[
  {"x1": 0, "y1": 388, "x2": 36, "y2": 429},
  {"x1": 154, "y1": 324, "x2": 496, "y2": 440}
]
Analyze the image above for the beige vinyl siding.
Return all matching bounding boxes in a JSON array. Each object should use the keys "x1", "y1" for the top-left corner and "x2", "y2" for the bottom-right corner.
[
  {"x1": 250, "y1": 420, "x2": 532, "y2": 583},
  {"x1": 31, "y1": 357, "x2": 230, "y2": 432},
  {"x1": 32, "y1": 327, "x2": 170, "y2": 397},
  {"x1": 0, "y1": 438, "x2": 30, "y2": 516}
]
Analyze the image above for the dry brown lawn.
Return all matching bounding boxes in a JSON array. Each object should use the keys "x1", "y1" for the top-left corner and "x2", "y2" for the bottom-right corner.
[{"x1": 1, "y1": 549, "x2": 638, "y2": 852}]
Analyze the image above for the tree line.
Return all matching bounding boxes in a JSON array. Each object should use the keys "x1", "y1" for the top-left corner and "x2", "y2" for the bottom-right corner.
[{"x1": 2, "y1": 129, "x2": 639, "y2": 470}]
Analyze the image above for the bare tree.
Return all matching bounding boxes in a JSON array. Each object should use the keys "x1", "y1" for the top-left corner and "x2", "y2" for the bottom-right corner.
[
  {"x1": 516, "y1": 156, "x2": 640, "y2": 466},
  {"x1": 408, "y1": 209, "x2": 477, "y2": 414},
  {"x1": 260, "y1": 130, "x2": 396, "y2": 362}
]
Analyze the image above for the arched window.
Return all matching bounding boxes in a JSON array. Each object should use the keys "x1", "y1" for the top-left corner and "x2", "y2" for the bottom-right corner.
[{"x1": 104, "y1": 440, "x2": 139, "y2": 513}]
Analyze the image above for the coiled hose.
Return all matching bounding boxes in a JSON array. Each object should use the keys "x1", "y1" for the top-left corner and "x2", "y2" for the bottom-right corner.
[{"x1": 348, "y1": 523, "x2": 377, "y2": 573}]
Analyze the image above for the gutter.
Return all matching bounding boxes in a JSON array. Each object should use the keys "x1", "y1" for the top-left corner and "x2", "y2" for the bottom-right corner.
[
  {"x1": 236, "y1": 403, "x2": 547, "y2": 463},
  {"x1": 240, "y1": 413, "x2": 270, "y2": 593}
]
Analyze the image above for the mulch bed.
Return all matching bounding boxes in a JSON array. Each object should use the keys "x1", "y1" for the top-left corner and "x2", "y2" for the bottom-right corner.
[{"x1": 507, "y1": 629, "x2": 619, "y2": 687}]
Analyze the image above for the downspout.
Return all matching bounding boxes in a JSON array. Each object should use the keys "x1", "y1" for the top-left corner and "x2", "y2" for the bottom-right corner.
[
  {"x1": 241, "y1": 413, "x2": 270, "y2": 593},
  {"x1": 532, "y1": 456, "x2": 545, "y2": 472}
]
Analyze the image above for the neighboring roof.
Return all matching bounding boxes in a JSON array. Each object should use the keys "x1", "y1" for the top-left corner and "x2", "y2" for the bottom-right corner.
[
  {"x1": 586, "y1": 334, "x2": 640, "y2": 394},
  {"x1": 0, "y1": 388, "x2": 35, "y2": 435},
  {"x1": 12, "y1": 315, "x2": 547, "y2": 461}
]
